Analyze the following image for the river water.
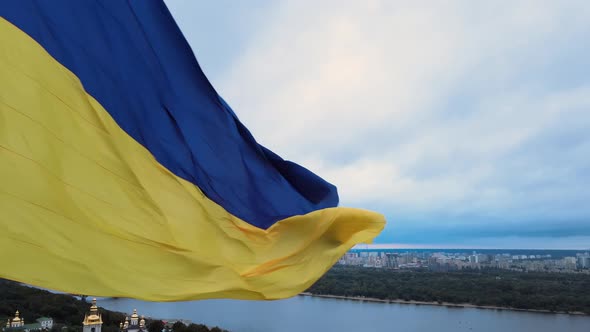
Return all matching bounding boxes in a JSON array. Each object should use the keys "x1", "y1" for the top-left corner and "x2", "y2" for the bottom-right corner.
[{"x1": 98, "y1": 296, "x2": 590, "y2": 332}]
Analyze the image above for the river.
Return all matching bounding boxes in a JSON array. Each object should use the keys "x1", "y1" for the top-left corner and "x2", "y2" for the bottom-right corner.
[{"x1": 97, "y1": 296, "x2": 590, "y2": 332}]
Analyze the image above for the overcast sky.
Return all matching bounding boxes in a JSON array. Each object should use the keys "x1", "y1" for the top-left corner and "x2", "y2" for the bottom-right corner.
[{"x1": 165, "y1": 0, "x2": 590, "y2": 249}]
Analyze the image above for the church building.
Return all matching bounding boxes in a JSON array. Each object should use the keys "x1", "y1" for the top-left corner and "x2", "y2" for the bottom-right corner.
[
  {"x1": 82, "y1": 299, "x2": 103, "y2": 332},
  {"x1": 81, "y1": 299, "x2": 148, "y2": 332},
  {"x1": 119, "y1": 309, "x2": 146, "y2": 332},
  {"x1": 5, "y1": 311, "x2": 24, "y2": 329},
  {"x1": 4, "y1": 311, "x2": 53, "y2": 332}
]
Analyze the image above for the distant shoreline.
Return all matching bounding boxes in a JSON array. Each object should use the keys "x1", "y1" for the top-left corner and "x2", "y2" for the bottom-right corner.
[{"x1": 299, "y1": 293, "x2": 587, "y2": 316}]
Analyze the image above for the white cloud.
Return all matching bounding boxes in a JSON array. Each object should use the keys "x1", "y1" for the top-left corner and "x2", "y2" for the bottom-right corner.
[{"x1": 168, "y1": 0, "x2": 590, "y2": 242}]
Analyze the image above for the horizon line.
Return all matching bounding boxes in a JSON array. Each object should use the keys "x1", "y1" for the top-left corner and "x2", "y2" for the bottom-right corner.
[{"x1": 354, "y1": 244, "x2": 590, "y2": 251}]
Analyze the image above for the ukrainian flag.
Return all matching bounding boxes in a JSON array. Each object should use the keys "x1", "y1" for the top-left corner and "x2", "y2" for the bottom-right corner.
[{"x1": 0, "y1": 1, "x2": 384, "y2": 301}]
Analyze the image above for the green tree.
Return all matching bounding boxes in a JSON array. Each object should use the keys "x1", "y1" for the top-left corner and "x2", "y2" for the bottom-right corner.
[
  {"x1": 172, "y1": 321, "x2": 186, "y2": 332},
  {"x1": 305, "y1": 266, "x2": 590, "y2": 314},
  {"x1": 148, "y1": 320, "x2": 165, "y2": 332},
  {"x1": 186, "y1": 323, "x2": 209, "y2": 332}
]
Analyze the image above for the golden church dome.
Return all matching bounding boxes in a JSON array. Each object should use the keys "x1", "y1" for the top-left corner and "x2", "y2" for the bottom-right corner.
[{"x1": 83, "y1": 298, "x2": 103, "y2": 326}]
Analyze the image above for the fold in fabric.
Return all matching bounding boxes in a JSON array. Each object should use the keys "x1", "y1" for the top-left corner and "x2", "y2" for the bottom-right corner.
[{"x1": 0, "y1": 1, "x2": 385, "y2": 301}]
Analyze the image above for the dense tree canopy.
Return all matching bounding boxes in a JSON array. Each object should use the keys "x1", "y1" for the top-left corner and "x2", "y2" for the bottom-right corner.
[
  {"x1": 0, "y1": 280, "x2": 228, "y2": 332},
  {"x1": 306, "y1": 266, "x2": 590, "y2": 314},
  {"x1": 0, "y1": 279, "x2": 124, "y2": 330},
  {"x1": 147, "y1": 320, "x2": 165, "y2": 332},
  {"x1": 170, "y1": 321, "x2": 227, "y2": 332}
]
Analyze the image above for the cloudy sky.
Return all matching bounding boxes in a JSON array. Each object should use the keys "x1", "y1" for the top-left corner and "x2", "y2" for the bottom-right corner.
[{"x1": 165, "y1": 0, "x2": 590, "y2": 249}]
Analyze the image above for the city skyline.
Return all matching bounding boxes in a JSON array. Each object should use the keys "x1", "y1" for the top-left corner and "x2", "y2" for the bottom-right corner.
[
  {"x1": 165, "y1": 0, "x2": 590, "y2": 248},
  {"x1": 339, "y1": 248, "x2": 590, "y2": 273}
]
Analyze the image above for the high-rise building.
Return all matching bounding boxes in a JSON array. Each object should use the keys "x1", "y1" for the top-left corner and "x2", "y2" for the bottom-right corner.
[{"x1": 577, "y1": 253, "x2": 590, "y2": 269}]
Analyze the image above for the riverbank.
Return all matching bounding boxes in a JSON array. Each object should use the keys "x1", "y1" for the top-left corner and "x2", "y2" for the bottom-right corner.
[
  {"x1": 97, "y1": 293, "x2": 590, "y2": 332},
  {"x1": 299, "y1": 292, "x2": 588, "y2": 316}
]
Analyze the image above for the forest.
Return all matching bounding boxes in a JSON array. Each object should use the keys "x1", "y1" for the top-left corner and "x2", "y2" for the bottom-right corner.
[
  {"x1": 0, "y1": 280, "x2": 227, "y2": 332},
  {"x1": 306, "y1": 266, "x2": 590, "y2": 314}
]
